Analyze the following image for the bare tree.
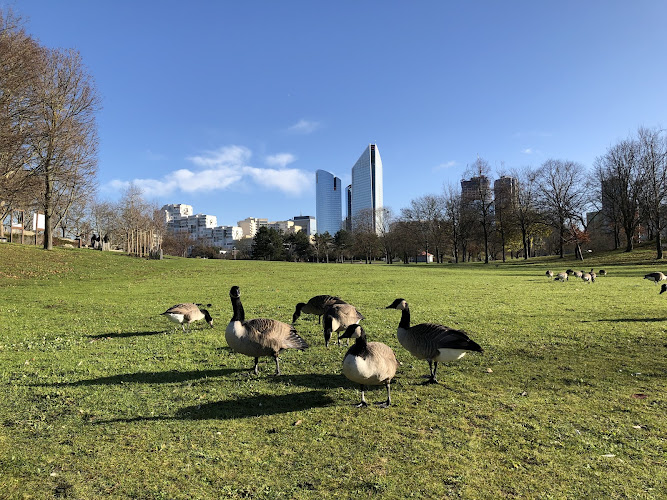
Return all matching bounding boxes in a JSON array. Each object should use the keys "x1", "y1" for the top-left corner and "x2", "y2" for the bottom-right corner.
[
  {"x1": 28, "y1": 47, "x2": 100, "y2": 250},
  {"x1": 352, "y1": 208, "x2": 381, "y2": 263},
  {"x1": 442, "y1": 184, "x2": 461, "y2": 263},
  {"x1": 594, "y1": 138, "x2": 643, "y2": 252},
  {"x1": 537, "y1": 159, "x2": 589, "y2": 258},
  {"x1": 400, "y1": 194, "x2": 446, "y2": 263},
  {"x1": 463, "y1": 158, "x2": 495, "y2": 263},
  {"x1": 0, "y1": 9, "x2": 42, "y2": 237},
  {"x1": 511, "y1": 166, "x2": 544, "y2": 259},
  {"x1": 637, "y1": 127, "x2": 667, "y2": 259}
]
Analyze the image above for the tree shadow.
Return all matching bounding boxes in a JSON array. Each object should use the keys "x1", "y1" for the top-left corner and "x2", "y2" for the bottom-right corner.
[
  {"x1": 37, "y1": 368, "x2": 243, "y2": 387},
  {"x1": 96, "y1": 390, "x2": 334, "y2": 423},
  {"x1": 588, "y1": 318, "x2": 667, "y2": 323}
]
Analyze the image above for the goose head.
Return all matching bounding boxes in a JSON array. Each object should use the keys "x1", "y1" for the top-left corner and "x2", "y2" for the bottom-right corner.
[
  {"x1": 386, "y1": 298, "x2": 408, "y2": 311},
  {"x1": 339, "y1": 323, "x2": 364, "y2": 341},
  {"x1": 201, "y1": 308, "x2": 214, "y2": 328},
  {"x1": 229, "y1": 286, "x2": 241, "y2": 299},
  {"x1": 661, "y1": 284, "x2": 667, "y2": 294}
]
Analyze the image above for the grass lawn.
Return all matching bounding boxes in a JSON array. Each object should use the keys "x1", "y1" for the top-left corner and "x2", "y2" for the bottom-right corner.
[{"x1": 0, "y1": 243, "x2": 665, "y2": 499}]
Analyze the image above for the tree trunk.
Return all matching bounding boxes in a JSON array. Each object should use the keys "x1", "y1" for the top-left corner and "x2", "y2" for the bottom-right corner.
[
  {"x1": 43, "y1": 166, "x2": 54, "y2": 250},
  {"x1": 657, "y1": 231, "x2": 663, "y2": 259}
]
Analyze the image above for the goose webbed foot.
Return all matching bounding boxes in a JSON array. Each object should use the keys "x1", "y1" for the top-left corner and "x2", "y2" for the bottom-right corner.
[
  {"x1": 355, "y1": 401, "x2": 369, "y2": 408},
  {"x1": 423, "y1": 376, "x2": 439, "y2": 385},
  {"x1": 376, "y1": 400, "x2": 391, "y2": 408}
]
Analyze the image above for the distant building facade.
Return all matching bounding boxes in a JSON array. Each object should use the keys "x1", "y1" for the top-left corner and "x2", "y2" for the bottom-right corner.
[
  {"x1": 350, "y1": 144, "x2": 383, "y2": 234},
  {"x1": 461, "y1": 175, "x2": 492, "y2": 207},
  {"x1": 315, "y1": 169, "x2": 342, "y2": 235},
  {"x1": 293, "y1": 215, "x2": 317, "y2": 236}
]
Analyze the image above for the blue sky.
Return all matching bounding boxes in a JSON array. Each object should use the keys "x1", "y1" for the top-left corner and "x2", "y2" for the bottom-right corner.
[{"x1": 9, "y1": 1, "x2": 667, "y2": 227}]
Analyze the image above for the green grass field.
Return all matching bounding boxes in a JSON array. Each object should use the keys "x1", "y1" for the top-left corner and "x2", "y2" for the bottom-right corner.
[{"x1": 0, "y1": 243, "x2": 665, "y2": 499}]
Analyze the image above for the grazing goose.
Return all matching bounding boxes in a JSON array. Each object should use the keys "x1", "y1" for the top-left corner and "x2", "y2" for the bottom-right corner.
[
  {"x1": 581, "y1": 272, "x2": 593, "y2": 283},
  {"x1": 599, "y1": 269, "x2": 607, "y2": 277},
  {"x1": 292, "y1": 295, "x2": 347, "y2": 324},
  {"x1": 161, "y1": 303, "x2": 213, "y2": 332},
  {"x1": 555, "y1": 272, "x2": 568, "y2": 282},
  {"x1": 573, "y1": 270, "x2": 583, "y2": 279},
  {"x1": 644, "y1": 272, "x2": 666, "y2": 284},
  {"x1": 225, "y1": 286, "x2": 308, "y2": 375},
  {"x1": 339, "y1": 324, "x2": 399, "y2": 408},
  {"x1": 322, "y1": 303, "x2": 365, "y2": 348},
  {"x1": 385, "y1": 298, "x2": 483, "y2": 384},
  {"x1": 545, "y1": 270, "x2": 553, "y2": 278}
]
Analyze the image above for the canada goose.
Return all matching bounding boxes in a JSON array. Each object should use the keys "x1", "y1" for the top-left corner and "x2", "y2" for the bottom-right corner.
[
  {"x1": 338, "y1": 324, "x2": 400, "y2": 408},
  {"x1": 545, "y1": 270, "x2": 553, "y2": 278},
  {"x1": 599, "y1": 269, "x2": 607, "y2": 277},
  {"x1": 292, "y1": 295, "x2": 347, "y2": 324},
  {"x1": 322, "y1": 303, "x2": 365, "y2": 348},
  {"x1": 644, "y1": 272, "x2": 666, "y2": 284},
  {"x1": 573, "y1": 271, "x2": 583, "y2": 279},
  {"x1": 161, "y1": 303, "x2": 213, "y2": 332},
  {"x1": 555, "y1": 272, "x2": 568, "y2": 282},
  {"x1": 581, "y1": 272, "x2": 592, "y2": 283},
  {"x1": 590, "y1": 271, "x2": 597, "y2": 282},
  {"x1": 225, "y1": 286, "x2": 308, "y2": 375},
  {"x1": 385, "y1": 298, "x2": 483, "y2": 384},
  {"x1": 660, "y1": 284, "x2": 667, "y2": 294}
]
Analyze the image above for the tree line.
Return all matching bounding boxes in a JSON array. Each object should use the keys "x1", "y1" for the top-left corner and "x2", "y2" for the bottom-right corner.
[
  {"x1": 1, "y1": 8, "x2": 100, "y2": 250},
  {"x1": 4, "y1": 7, "x2": 667, "y2": 261}
]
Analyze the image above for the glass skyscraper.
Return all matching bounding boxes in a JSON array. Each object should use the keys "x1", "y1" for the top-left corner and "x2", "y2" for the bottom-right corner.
[
  {"x1": 315, "y1": 169, "x2": 342, "y2": 235},
  {"x1": 350, "y1": 144, "x2": 383, "y2": 234}
]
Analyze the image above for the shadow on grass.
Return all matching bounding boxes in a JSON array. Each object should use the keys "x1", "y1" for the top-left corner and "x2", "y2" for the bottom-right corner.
[
  {"x1": 37, "y1": 368, "x2": 244, "y2": 387},
  {"x1": 97, "y1": 390, "x2": 334, "y2": 422},
  {"x1": 268, "y1": 373, "x2": 348, "y2": 389},
  {"x1": 586, "y1": 318, "x2": 667, "y2": 323},
  {"x1": 88, "y1": 330, "x2": 168, "y2": 339}
]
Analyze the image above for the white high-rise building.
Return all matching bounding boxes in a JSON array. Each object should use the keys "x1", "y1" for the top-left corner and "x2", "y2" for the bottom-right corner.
[
  {"x1": 350, "y1": 144, "x2": 383, "y2": 234},
  {"x1": 315, "y1": 169, "x2": 342, "y2": 235}
]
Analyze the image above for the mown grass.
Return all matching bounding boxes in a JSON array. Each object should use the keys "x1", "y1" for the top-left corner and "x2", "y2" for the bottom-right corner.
[{"x1": 0, "y1": 243, "x2": 665, "y2": 499}]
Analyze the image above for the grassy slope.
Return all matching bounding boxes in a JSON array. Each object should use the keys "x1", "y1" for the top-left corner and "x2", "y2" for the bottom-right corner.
[{"x1": 0, "y1": 244, "x2": 664, "y2": 499}]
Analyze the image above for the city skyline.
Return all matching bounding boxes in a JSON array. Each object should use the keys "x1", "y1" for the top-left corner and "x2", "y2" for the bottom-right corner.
[
  {"x1": 315, "y1": 169, "x2": 343, "y2": 236},
  {"x1": 9, "y1": 2, "x2": 667, "y2": 226},
  {"x1": 351, "y1": 144, "x2": 384, "y2": 233}
]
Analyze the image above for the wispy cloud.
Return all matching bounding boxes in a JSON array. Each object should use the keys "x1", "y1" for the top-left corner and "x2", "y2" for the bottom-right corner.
[
  {"x1": 265, "y1": 153, "x2": 296, "y2": 168},
  {"x1": 522, "y1": 148, "x2": 533, "y2": 155},
  {"x1": 287, "y1": 119, "x2": 320, "y2": 134},
  {"x1": 433, "y1": 160, "x2": 457, "y2": 171},
  {"x1": 106, "y1": 145, "x2": 312, "y2": 198}
]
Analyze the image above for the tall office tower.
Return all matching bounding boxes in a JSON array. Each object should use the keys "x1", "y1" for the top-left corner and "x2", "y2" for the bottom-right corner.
[
  {"x1": 345, "y1": 184, "x2": 352, "y2": 231},
  {"x1": 461, "y1": 175, "x2": 492, "y2": 207},
  {"x1": 315, "y1": 169, "x2": 342, "y2": 235},
  {"x1": 350, "y1": 144, "x2": 383, "y2": 234},
  {"x1": 493, "y1": 176, "x2": 518, "y2": 212}
]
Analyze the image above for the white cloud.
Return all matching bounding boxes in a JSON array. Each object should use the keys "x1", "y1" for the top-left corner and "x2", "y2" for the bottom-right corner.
[
  {"x1": 287, "y1": 119, "x2": 320, "y2": 134},
  {"x1": 243, "y1": 167, "x2": 313, "y2": 195},
  {"x1": 106, "y1": 145, "x2": 311, "y2": 198},
  {"x1": 522, "y1": 148, "x2": 533, "y2": 154},
  {"x1": 265, "y1": 153, "x2": 296, "y2": 168},
  {"x1": 433, "y1": 160, "x2": 457, "y2": 171}
]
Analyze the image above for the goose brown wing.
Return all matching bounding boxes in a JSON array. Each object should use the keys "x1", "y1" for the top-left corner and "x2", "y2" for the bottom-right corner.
[
  {"x1": 244, "y1": 318, "x2": 309, "y2": 351},
  {"x1": 164, "y1": 303, "x2": 198, "y2": 314}
]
